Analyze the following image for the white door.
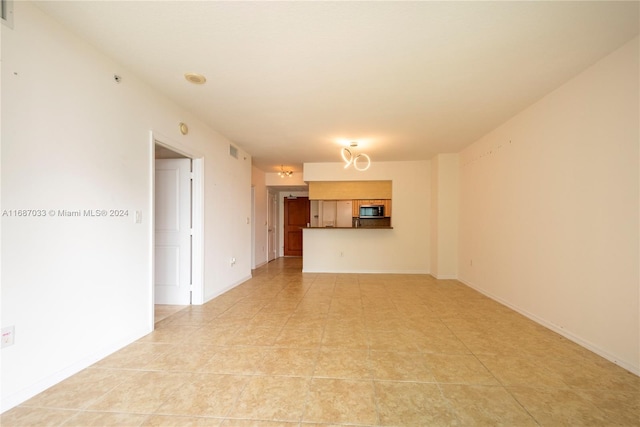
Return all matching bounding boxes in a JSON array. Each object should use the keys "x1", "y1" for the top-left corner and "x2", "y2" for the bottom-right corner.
[
  {"x1": 268, "y1": 192, "x2": 277, "y2": 261},
  {"x1": 155, "y1": 159, "x2": 191, "y2": 304}
]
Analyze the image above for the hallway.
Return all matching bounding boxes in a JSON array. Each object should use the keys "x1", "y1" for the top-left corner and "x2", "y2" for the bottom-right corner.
[{"x1": 3, "y1": 257, "x2": 638, "y2": 425}]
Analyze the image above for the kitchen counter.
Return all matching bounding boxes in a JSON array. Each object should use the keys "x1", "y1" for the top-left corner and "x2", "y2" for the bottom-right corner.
[{"x1": 304, "y1": 226, "x2": 393, "y2": 229}]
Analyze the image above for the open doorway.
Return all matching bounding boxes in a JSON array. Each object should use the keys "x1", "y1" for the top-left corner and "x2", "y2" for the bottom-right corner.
[{"x1": 151, "y1": 133, "x2": 204, "y2": 325}]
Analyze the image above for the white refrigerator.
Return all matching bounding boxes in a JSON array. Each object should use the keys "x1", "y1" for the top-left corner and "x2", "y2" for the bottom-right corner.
[
  {"x1": 336, "y1": 200, "x2": 353, "y2": 227},
  {"x1": 319, "y1": 200, "x2": 352, "y2": 227}
]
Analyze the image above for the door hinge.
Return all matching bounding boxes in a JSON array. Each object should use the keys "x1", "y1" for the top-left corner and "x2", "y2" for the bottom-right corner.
[
  {"x1": 190, "y1": 228, "x2": 194, "y2": 236},
  {"x1": 190, "y1": 172, "x2": 194, "y2": 180}
]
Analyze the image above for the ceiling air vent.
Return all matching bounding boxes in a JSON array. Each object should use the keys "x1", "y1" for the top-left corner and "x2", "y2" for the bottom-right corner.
[{"x1": 229, "y1": 145, "x2": 238, "y2": 159}]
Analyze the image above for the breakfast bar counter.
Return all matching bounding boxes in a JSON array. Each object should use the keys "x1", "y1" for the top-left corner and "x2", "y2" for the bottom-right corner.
[{"x1": 304, "y1": 226, "x2": 393, "y2": 229}]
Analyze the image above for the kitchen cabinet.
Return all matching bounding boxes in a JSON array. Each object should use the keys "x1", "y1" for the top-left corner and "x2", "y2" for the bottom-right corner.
[
  {"x1": 352, "y1": 200, "x2": 360, "y2": 217},
  {"x1": 383, "y1": 199, "x2": 392, "y2": 217},
  {"x1": 309, "y1": 180, "x2": 392, "y2": 200}
]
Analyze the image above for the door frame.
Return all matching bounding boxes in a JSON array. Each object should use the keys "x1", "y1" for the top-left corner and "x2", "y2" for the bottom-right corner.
[
  {"x1": 268, "y1": 190, "x2": 278, "y2": 261},
  {"x1": 149, "y1": 131, "x2": 204, "y2": 322},
  {"x1": 281, "y1": 192, "x2": 309, "y2": 257},
  {"x1": 251, "y1": 186, "x2": 256, "y2": 269}
]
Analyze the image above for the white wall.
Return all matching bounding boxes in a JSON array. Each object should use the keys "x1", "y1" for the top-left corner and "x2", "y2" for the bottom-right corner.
[
  {"x1": 458, "y1": 37, "x2": 639, "y2": 374},
  {"x1": 265, "y1": 171, "x2": 307, "y2": 187},
  {"x1": 1, "y1": 2, "x2": 252, "y2": 410},
  {"x1": 251, "y1": 166, "x2": 268, "y2": 268},
  {"x1": 430, "y1": 154, "x2": 459, "y2": 279},
  {"x1": 303, "y1": 161, "x2": 430, "y2": 273},
  {"x1": 430, "y1": 158, "x2": 439, "y2": 275}
]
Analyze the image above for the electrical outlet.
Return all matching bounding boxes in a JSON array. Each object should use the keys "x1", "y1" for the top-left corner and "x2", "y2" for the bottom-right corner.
[{"x1": 1, "y1": 326, "x2": 15, "y2": 348}]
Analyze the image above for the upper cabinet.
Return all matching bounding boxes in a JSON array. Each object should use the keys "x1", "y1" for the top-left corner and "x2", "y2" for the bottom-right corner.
[{"x1": 309, "y1": 180, "x2": 392, "y2": 200}]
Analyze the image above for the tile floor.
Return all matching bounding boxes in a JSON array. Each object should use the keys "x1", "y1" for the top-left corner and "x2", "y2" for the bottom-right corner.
[
  {"x1": 3, "y1": 257, "x2": 639, "y2": 426},
  {"x1": 154, "y1": 305, "x2": 189, "y2": 324}
]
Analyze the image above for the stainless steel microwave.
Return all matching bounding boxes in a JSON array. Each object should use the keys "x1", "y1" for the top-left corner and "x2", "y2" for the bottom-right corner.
[{"x1": 359, "y1": 205, "x2": 384, "y2": 218}]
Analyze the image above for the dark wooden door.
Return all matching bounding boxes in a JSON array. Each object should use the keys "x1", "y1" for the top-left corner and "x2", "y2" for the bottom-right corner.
[{"x1": 284, "y1": 196, "x2": 309, "y2": 257}]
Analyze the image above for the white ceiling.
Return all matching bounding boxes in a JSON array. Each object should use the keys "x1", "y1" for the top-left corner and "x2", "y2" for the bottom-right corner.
[{"x1": 34, "y1": 1, "x2": 639, "y2": 174}]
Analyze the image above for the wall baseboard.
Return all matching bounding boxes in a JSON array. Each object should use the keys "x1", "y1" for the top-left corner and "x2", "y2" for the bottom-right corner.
[
  {"x1": 458, "y1": 278, "x2": 639, "y2": 377},
  {"x1": 431, "y1": 273, "x2": 458, "y2": 280},
  {"x1": 301, "y1": 269, "x2": 431, "y2": 274},
  {"x1": 253, "y1": 261, "x2": 268, "y2": 270},
  {"x1": 204, "y1": 274, "x2": 253, "y2": 304},
  {"x1": 1, "y1": 327, "x2": 151, "y2": 413}
]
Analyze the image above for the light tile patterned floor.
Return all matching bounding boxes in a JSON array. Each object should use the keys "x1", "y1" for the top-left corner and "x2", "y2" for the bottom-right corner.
[
  {"x1": 154, "y1": 305, "x2": 189, "y2": 324},
  {"x1": 3, "y1": 257, "x2": 639, "y2": 426}
]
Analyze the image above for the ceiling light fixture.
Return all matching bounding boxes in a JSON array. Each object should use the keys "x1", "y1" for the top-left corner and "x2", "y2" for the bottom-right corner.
[
  {"x1": 184, "y1": 72, "x2": 206, "y2": 84},
  {"x1": 341, "y1": 141, "x2": 371, "y2": 171},
  {"x1": 278, "y1": 165, "x2": 293, "y2": 178}
]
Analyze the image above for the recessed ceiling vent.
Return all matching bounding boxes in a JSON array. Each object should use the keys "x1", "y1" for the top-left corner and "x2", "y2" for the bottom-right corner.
[
  {"x1": 229, "y1": 145, "x2": 238, "y2": 159},
  {"x1": 184, "y1": 73, "x2": 206, "y2": 84}
]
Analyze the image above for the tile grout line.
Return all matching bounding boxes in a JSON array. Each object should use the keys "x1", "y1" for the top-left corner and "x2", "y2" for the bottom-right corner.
[
  {"x1": 298, "y1": 273, "x2": 334, "y2": 424},
  {"x1": 361, "y1": 275, "x2": 383, "y2": 427}
]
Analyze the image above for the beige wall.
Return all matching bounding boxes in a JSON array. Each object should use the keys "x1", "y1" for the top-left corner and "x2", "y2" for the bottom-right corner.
[{"x1": 458, "y1": 37, "x2": 639, "y2": 374}]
